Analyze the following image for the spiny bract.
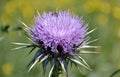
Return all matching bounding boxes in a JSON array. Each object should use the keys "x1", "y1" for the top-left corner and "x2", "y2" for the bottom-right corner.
[{"x1": 13, "y1": 11, "x2": 98, "y2": 77}]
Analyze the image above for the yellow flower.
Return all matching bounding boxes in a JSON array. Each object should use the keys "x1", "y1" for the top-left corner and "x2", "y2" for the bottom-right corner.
[
  {"x1": 16, "y1": 0, "x2": 34, "y2": 19},
  {"x1": 96, "y1": 14, "x2": 108, "y2": 26},
  {"x1": 53, "y1": 0, "x2": 74, "y2": 9},
  {"x1": 5, "y1": 1, "x2": 17, "y2": 16},
  {"x1": 83, "y1": 0, "x2": 99, "y2": 13},
  {"x1": 112, "y1": 6, "x2": 120, "y2": 19},
  {"x1": 22, "y1": 5, "x2": 34, "y2": 19},
  {"x1": 83, "y1": 0, "x2": 111, "y2": 14},
  {"x1": 99, "y1": 2, "x2": 111, "y2": 14},
  {"x1": 1, "y1": 14, "x2": 14, "y2": 25},
  {"x1": 2, "y1": 63, "x2": 13, "y2": 76}
]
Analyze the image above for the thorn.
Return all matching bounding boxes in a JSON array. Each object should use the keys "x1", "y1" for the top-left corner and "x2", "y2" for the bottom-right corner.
[
  {"x1": 18, "y1": 20, "x2": 30, "y2": 29},
  {"x1": 28, "y1": 54, "x2": 43, "y2": 72},
  {"x1": 26, "y1": 37, "x2": 36, "y2": 44},
  {"x1": 85, "y1": 28, "x2": 96, "y2": 36},
  {"x1": 80, "y1": 51, "x2": 100, "y2": 54},
  {"x1": 11, "y1": 42, "x2": 31, "y2": 46},
  {"x1": 79, "y1": 45, "x2": 100, "y2": 49},
  {"x1": 85, "y1": 39, "x2": 99, "y2": 45},
  {"x1": 48, "y1": 64, "x2": 55, "y2": 77},
  {"x1": 36, "y1": 9, "x2": 40, "y2": 16},
  {"x1": 11, "y1": 46, "x2": 26, "y2": 50}
]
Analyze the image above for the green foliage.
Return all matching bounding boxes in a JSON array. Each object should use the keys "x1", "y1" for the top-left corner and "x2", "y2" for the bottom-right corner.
[{"x1": 0, "y1": 0, "x2": 120, "y2": 77}]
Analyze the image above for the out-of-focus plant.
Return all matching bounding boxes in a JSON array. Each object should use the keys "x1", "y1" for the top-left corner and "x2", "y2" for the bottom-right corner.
[
  {"x1": 1, "y1": 63, "x2": 14, "y2": 76},
  {"x1": 0, "y1": 24, "x2": 23, "y2": 42},
  {"x1": 110, "y1": 69, "x2": 120, "y2": 77}
]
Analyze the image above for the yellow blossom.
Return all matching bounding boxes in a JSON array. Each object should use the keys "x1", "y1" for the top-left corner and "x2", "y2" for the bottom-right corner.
[
  {"x1": 83, "y1": 1, "x2": 97, "y2": 13},
  {"x1": 5, "y1": 1, "x2": 17, "y2": 16},
  {"x1": 96, "y1": 14, "x2": 108, "y2": 26},
  {"x1": 112, "y1": 6, "x2": 120, "y2": 19},
  {"x1": 53, "y1": 0, "x2": 74, "y2": 9},
  {"x1": 1, "y1": 14, "x2": 14, "y2": 25},
  {"x1": 2, "y1": 63, "x2": 14, "y2": 76},
  {"x1": 84, "y1": 0, "x2": 111, "y2": 14},
  {"x1": 99, "y1": 2, "x2": 111, "y2": 14},
  {"x1": 22, "y1": 5, "x2": 34, "y2": 19}
]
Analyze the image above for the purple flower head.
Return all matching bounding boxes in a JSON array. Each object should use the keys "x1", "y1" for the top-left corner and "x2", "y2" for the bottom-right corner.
[
  {"x1": 31, "y1": 11, "x2": 88, "y2": 54},
  {"x1": 14, "y1": 10, "x2": 98, "y2": 77}
]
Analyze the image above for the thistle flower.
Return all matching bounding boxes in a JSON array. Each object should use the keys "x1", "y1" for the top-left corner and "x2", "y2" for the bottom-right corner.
[{"x1": 13, "y1": 11, "x2": 99, "y2": 77}]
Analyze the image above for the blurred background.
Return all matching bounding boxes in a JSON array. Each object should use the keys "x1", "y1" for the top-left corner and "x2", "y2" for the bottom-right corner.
[{"x1": 0, "y1": 0, "x2": 120, "y2": 77}]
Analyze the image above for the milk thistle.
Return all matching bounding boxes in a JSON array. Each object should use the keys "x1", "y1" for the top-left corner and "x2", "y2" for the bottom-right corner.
[{"x1": 13, "y1": 11, "x2": 98, "y2": 77}]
